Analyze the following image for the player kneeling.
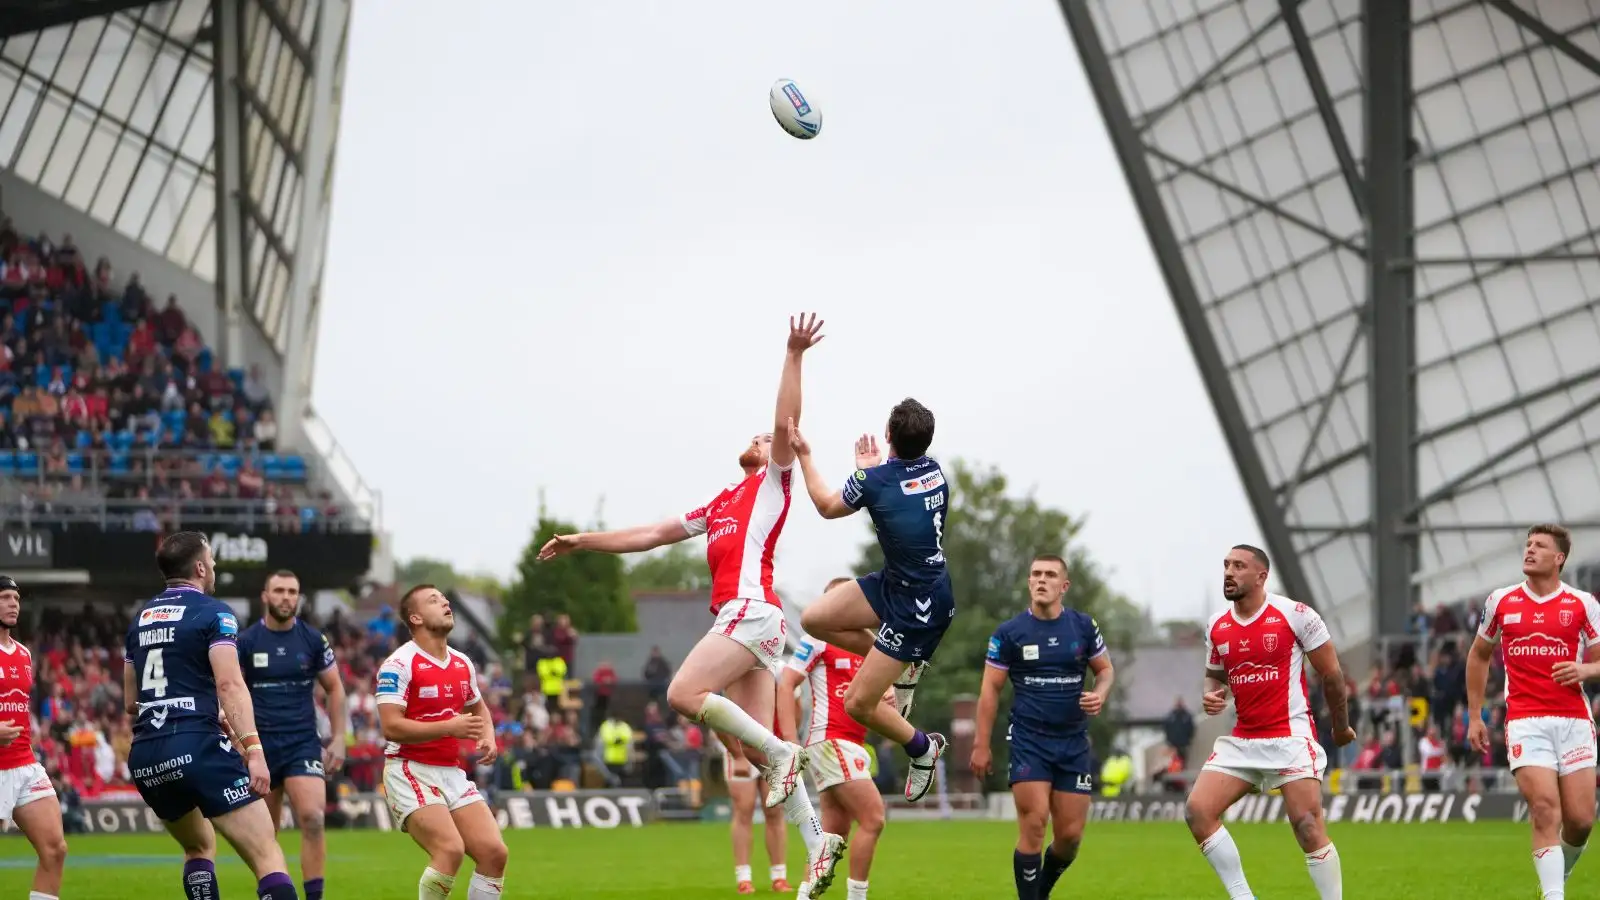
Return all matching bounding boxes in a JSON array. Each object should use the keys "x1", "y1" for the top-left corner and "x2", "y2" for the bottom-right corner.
[
  {"x1": 720, "y1": 734, "x2": 793, "y2": 894},
  {"x1": 376, "y1": 585, "x2": 507, "y2": 899},
  {"x1": 779, "y1": 606, "x2": 888, "y2": 900}
]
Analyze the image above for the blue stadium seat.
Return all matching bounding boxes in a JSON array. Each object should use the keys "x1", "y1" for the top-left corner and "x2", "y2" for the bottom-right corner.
[
  {"x1": 0, "y1": 453, "x2": 15, "y2": 475},
  {"x1": 111, "y1": 430, "x2": 134, "y2": 451},
  {"x1": 74, "y1": 430, "x2": 91, "y2": 449},
  {"x1": 219, "y1": 454, "x2": 241, "y2": 476},
  {"x1": 197, "y1": 349, "x2": 213, "y2": 373},
  {"x1": 14, "y1": 452, "x2": 37, "y2": 474},
  {"x1": 163, "y1": 409, "x2": 185, "y2": 430},
  {"x1": 260, "y1": 454, "x2": 281, "y2": 479},
  {"x1": 108, "y1": 450, "x2": 130, "y2": 474},
  {"x1": 66, "y1": 452, "x2": 83, "y2": 473},
  {"x1": 228, "y1": 368, "x2": 245, "y2": 390},
  {"x1": 281, "y1": 455, "x2": 307, "y2": 481}
]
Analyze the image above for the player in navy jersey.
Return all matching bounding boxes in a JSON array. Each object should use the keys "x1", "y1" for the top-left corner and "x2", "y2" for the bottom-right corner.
[
  {"x1": 123, "y1": 531, "x2": 300, "y2": 900},
  {"x1": 787, "y1": 398, "x2": 954, "y2": 802},
  {"x1": 971, "y1": 554, "x2": 1114, "y2": 900},
  {"x1": 237, "y1": 569, "x2": 346, "y2": 900}
]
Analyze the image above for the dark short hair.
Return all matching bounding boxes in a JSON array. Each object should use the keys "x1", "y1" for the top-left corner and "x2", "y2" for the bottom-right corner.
[
  {"x1": 263, "y1": 569, "x2": 299, "y2": 590},
  {"x1": 398, "y1": 584, "x2": 437, "y2": 629},
  {"x1": 826, "y1": 577, "x2": 854, "y2": 591},
  {"x1": 1030, "y1": 554, "x2": 1068, "y2": 574},
  {"x1": 1232, "y1": 544, "x2": 1270, "y2": 569},
  {"x1": 886, "y1": 398, "x2": 935, "y2": 460},
  {"x1": 1528, "y1": 524, "x2": 1572, "y2": 569},
  {"x1": 157, "y1": 531, "x2": 210, "y2": 581}
]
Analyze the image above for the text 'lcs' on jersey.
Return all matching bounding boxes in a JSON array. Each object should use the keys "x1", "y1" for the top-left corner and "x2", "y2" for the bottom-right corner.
[
  {"x1": 125, "y1": 586, "x2": 239, "y2": 741},
  {"x1": 842, "y1": 457, "x2": 948, "y2": 587}
]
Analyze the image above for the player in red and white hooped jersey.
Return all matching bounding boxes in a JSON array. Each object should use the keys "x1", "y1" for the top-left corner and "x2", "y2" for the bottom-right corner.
[
  {"x1": 716, "y1": 729, "x2": 792, "y2": 894},
  {"x1": 777, "y1": 584, "x2": 893, "y2": 900},
  {"x1": 1186, "y1": 545, "x2": 1354, "y2": 900},
  {"x1": 539, "y1": 315, "x2": 846, "y2": 897},
  {"x1": 0, "y1": 576, "x2": 67, "y2": 900},
  {"x1": 375, "y1": 585, "x2": 507, "y2": 900},
  {"x1": 1466, "y1": 524, "x2": 1600, "y2": 900}
]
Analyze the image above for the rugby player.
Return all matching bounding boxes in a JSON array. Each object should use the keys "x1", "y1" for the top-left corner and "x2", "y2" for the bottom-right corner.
[
  {"x1": 718, "y1": 732, "x2": 792, "y2": 894},
  {"x1": 123, "y1": 531, "x2": 300, "y2": 899},
  {"x1": 1467, "y1": 524, "x2": 1600, "y2": 900},
  {"x1": 238, "y1": 569, "x2": 347, "y2": 900},
  {"x1": 786, "y1": 407, "x2": 953, "y2": 802},
  {"x1": 0, "y1": 576, "x2": 68, "y2": 900},
  {"x1": 1186, "y1": 544, "x2": 1353, "y2": 900},
  {"x1": 539, "y1": 314, "x2": 845, "y2": 895},
  {"x1": 971, "y1": 555, "x2": 1113, "y2": 900}
]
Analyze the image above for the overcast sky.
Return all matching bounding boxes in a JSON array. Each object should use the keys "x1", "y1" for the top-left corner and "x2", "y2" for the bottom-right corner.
[{"x1": 313, "y1": 1, "x2": 1269, "y2": 622}]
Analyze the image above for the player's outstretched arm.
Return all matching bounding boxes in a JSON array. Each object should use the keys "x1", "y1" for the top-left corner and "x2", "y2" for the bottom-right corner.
[
  {"x1": 785, "y1": 420, "x2": 855, "y2": 520},
  {"x1": 538, "y1": 517, "x2": 693, "y2": 560},
  {"x1": 769, "y1": 313, "x2": 824, "y2": 469},
  {"x1": 1305, "y1": 642, "x2": 1354, "y2": 744}
]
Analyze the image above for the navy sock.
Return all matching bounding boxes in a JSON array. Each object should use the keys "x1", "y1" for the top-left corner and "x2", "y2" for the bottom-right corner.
[
  {"x1": 1013, "y1": 849, "x2": 1041, "y2": 900},
  {"x1": 183, "y1": 858, "x2": 218, "y2": 900},
  {"x1": 258, "y1": 871, "x2": 299, "y2": 900},
  {"x1": 903, "y1": 729, "x2": 930, "y2": 759},
  {"x1": 304, "y1": 877, "x2": 324, "y2": 900},
  {"x1": 1040, "y1": 842, "x2": 1078, "y2": 898}
]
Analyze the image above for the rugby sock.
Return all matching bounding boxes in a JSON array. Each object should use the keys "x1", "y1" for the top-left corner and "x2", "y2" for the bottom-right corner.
[
  {"x1": 735, "y1": 865, "x2": 753, "y2": 884},
  {"x1": 467, "y1": 872, "x2": 505, "y2": 899},
  {"x1": 182, "y1": 858, "x2": 217, "y2": 900},
  {"x1": 257, "y1": 871, "x2": 299, "y2": 900},
  {"x1": 29, "y1": 893, "x2": 58, "y2": 900},
  {"x1": 782, "y1": 780, "x2": 826, "y2": 856},
  {"x1": 1304, "y1": 844, "x2": 1341, "y2": 899},
  {"x1": 1562, "y1": 838, "x2": 1587, "y2": 880},
  {"x1": 419, "y1": 867, "x2": 455, "y2": 899},
  {"x1": 1039, "y1": 841, "x2": 1078, "y2": 897},
  {"x1": 847, "y1": 878, "x2": 869, "y2": 899},
  {"x1": 1198, "y1": 827, "x2": 1253, "y2": 899},
  {"x1": 698, "y1": 694, "x2": 785, "y2": 756},
  {"x1": 903, "y1": 729, "x2": 931, "y2": 760},
  {"x1": 303, "y1": 878, "x2": 324, "y2": 900},
  {"x1": 1012, "y1": 849, "x2": 1041, "y2": 900},
  {"x1": 1535, "y1": 846, "x2": 1565, "y2": 899},
  {"x1": 770, "y1": 864, "x2": 788, "y2": 883}
]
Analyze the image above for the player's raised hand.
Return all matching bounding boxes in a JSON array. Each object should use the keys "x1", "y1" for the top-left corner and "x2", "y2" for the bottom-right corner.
[
  {"x1": 785, "y1": 417, "x2": 811, "y2": 457},
  {"x1": 787, "y1": 313, "x2": 824, "y2": 354},
  {"x1": 0, "y1": 722, "x2": 21, "y2": 746},
  {"x1": 1552, "y1": 660, "x2": 1592, "y2": 686},
  {"x1": 1080, "y1": 692, "x2": 1105, "y2": 716},
  {"x1": 1201, "y1": 688, "x2": 1228, "y2": 716},
  {"x1": 970, "y1": 744, "x2": 993, "y2": 778},
  {"x1": 854, "y1": 434, "x2": 882, "y2": 469},
  {"x1": 1467, "y1": 717, "x2": 1490, "y2": 754},
  {"x1": 538, "y1": 534, "x2": 580, "y2": 561}
]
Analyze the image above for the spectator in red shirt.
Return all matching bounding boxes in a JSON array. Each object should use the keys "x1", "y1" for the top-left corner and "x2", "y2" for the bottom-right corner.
[
  {"x1": 591, "y1": 660, "x2": 617, "y2": 726},
  {"x1": 551, "y1": 613, "x2": 578, "y2": 667},
  {"x1": 125, "y1": 319, "x2": 156, "y2": 365},
  {"x1": 156, "y1": 295, "x2": 186, "y2": 343}
]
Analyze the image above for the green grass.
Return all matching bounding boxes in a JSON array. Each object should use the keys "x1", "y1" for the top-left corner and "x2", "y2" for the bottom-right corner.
[{"x1": 0, "y1": 819, "x2": 1567, "y2": 897}]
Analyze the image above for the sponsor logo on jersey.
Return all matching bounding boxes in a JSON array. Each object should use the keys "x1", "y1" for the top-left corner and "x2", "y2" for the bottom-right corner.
[
  {"x1": 222, "y1": 784, "x2": 252, "y2": 804},
  {"x1": 376, "y1": 671, "x2": 401, "y2": 696},
  {"x1": 253, "y1": 653, "x2": 269, "y2": 668},
  {"x1": 794, "y1": 641, "x2": 814, "y2": 663},
  {"x1": 986, "y1": 636, "x2": 1002, "y2": 658},
  {"x1": 216, "y1": 612, "x2": 238, "y2": 636},
  {"x1": 1217, "y1": 642, "x2": 1230, "y2": 656},
  {"x1": 899, "y1": 471, "x2": 945, "y2": 495},
  {"x1": 1227, "y1": 660, "x2": 1280, "y2": 686},
  {"x1": 1022, "y1": 644, "x2": 1039, "y2": 661},
  {"x1": 834, "y1": 657, "x2": 852, "y2": 669},
  {"x1": 138, "y1": 605, "x2": 186, "y2": 626},
  {"x1": 418, "y1": 685, "x2": 438, "y2": 699},
  {"x1": 1504, "y1": 612, "x2": 1522, "y2": 624},
  {"x1": 1505, "y1": 632, "x2": 1570, "y2": 658}
]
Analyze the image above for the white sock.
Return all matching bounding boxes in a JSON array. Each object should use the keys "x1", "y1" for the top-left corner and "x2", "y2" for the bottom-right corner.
[
  {"x1": 420, "y1": 867, "x2": 455, "y2": 900},
  {"x1": 1199, "y1": 827, "x2": 1254, "y2": 899},
  {"x1": 699, "y1": 694, "x2": 784, "y2": 756},
  {"x1": 468, "y1": 872, "x2": 504, "y2": 899},
  {"x1": 847, "y1": 877, "x2": 869, "y2": 899},
  {"x1": 28, "y1": 893, "x2": 58, "y2": 900},
  {"x1": 770, "y1": 864, "x2": 787, "y2": 882},
  {"x1": 1563, "y1": 839, "x2": 1587, "y2": 880},
  {"x1": 783, "y1": 780, "x2": 825, "y2": 857},
  {"x1": 735, "y1": 865, "x2": 753, "y2": 884},
  {"x1": 1536, "y1": 846, "x2": 1565, "y2": 898},
  {"x1": 1305, "y1": 844, "x2": 1341, "y2": 899}
]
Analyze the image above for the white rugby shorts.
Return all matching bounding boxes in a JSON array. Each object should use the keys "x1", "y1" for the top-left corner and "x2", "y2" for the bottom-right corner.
[
  {"x1": 0, "y1": 762, "x2": 54, "y2": 821},
  {"x1": 1201, "y1": 735, "x2": 1326, "y2": 793},
  {"x1": 382, "y1": 758, "x2": 483, "y2": 830},
  {"x1": 1506, "y1": 716, "x2": 1598, "y2": 776},
  {"x1": 711, "y1": 599, "x2": 787, "y2": 676},
  {"x1": 805, "y1": 739, "x2": 873, "y2": 793}
]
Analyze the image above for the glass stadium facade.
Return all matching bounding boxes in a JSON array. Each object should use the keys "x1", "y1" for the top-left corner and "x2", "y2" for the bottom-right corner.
[{"x1": 1063, "y1": 0, "x2": 1600, "y2": 643}]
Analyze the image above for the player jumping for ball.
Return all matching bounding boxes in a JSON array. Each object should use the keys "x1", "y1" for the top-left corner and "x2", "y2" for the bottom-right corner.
[
  {"x1": 540, "y1": 314, "x2": 846, "y2": 896},
  {"x1": 1466, "y1": 524, "x2": 1600, "y2": 900},
  {"x1": 971, "y1": 555, "x2": 1114, "y2": 900},
  {"x1": 0, "y1": 576, "x2": 69, "y2": 900},
  {"x1": 1185, "y1": 544, "x2": 1353, "y2": 900},
  {"x1": 785, "y1": 401, "x2": 952, "y2": 802}
]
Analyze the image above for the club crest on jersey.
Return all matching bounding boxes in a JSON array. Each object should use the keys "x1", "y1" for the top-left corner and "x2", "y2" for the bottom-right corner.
[
  {"x1": 1262, "y1": 634, "x2": 1279, "y2": 653},
  {"x1": 1561, "y1": 610, "x2": 1575, "y2": 627}
]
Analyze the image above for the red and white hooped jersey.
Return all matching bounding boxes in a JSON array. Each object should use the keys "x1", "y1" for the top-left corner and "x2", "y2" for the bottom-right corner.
[
  {"x1": 1204, "y1": 595, "x2": 1330, "y2": 740},
  {"x1": 375, "y1": 641, "x2": 482, "y2": 767},
  {"x1": 786, "y1": 635, "x2": 867, "y2": 746},
  {"x1": 0, "y1": 640, "x2": 32, "y2": 770},
  {"x1": 680, "y1": 459, "x2": 794, "y2": 615},
  {"x1": 1476, "y1": 581, "x2": 1600, "y2": 722}
]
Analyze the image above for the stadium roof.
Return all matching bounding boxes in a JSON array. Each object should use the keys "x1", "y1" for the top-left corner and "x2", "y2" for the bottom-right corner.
[{"x1": 1063, "y1": 0, "x2": 1600, "y2": 643}]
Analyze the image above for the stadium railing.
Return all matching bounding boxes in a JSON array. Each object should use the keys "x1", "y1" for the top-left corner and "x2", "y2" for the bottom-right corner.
[
  {"x1": 0, "y1": 446, "x2": 313, "y2": 486},
  {"x1": 0, "y1": 497, "x2": 355, "y2": 532}
]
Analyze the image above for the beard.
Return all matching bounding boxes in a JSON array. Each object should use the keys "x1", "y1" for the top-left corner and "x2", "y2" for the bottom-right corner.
[{"x1": 738, "y1": 447, "x2": 763, "y2": 469}]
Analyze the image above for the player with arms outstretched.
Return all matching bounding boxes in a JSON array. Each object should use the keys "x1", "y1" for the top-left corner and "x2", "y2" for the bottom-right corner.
[
  {"x1": 540, "y1": 314, "x2": 845, "y2": 895},
  {"x1": 123, "y1": 531, "x2": 301, "y2": 900},
  {"x1": 718, "y1": 732, "x2": 792, "y2": 894},
  {"x1": 0, "y1": 576, "x2": 68, "y2": 900},
  {"x1": 972, "y1": 555, "x2": 1113, "y2": 900},
  {"x1": 1185, "y1": 544, "x2": 1352, "y2": 900},
  {"x1": 237, "y1": 569, "x2": 346, "y2": 900},
  {"x1": 1466, "y1": 524, "x2": 1600, "y2": 900},
  {"x1": 376, "y1": 585, "x2": 507, "y2": 900},
  {"x1": 787, "y1": 402, "x2": 952, "y2": 802},
  {"x1": 778, "y1": 579, "x2": 892, "y2": 900}
]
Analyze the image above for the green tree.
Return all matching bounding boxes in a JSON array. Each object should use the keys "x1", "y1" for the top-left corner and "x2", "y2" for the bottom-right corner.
[
  {"x1": 626, "y1": 543, "x2": 711, "y2": 592},
  {"x1": 850, "y1": 460, "x2": 1140, "y2": 785},
  {"x1": 395, "y1": 557, "x2": 506, "y2": 600},
  {"x1": 502, "y1": 517, "x2": 638, "y2": 640}
]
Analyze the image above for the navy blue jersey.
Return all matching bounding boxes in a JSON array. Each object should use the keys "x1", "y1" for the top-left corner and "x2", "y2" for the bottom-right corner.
[
  {"x1": 986, "y1": 607, "x2": 1106, "y2": 737},
  {"x1": 842, "y1": 456, "x2": 949, "y2": 587},
  {"x1": 124, "y1": 586, "x2": 240, "y2": 742},
  {"x1": 237, "y1": 618, "x2": 335, "y2": 736}
]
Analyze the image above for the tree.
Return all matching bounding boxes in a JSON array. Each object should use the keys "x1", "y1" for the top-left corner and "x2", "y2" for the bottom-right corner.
[
  {"x1": 849, "y1": 460, "x2": 1141, "y2": 784},
  {"x1": 626, "y1": 543, "x2": 711, "y2": 592},
  {"x1": 395, "y1": 557, "x2": 506, "y2": 600},
  {"x1": 501, "y1": 517, "x2": 638, "y2": 640}
]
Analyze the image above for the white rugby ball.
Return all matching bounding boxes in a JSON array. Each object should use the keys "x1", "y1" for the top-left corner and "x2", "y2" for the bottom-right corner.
[{"x1": 770, "y1": 78, "x2": 822, "y2": 140}]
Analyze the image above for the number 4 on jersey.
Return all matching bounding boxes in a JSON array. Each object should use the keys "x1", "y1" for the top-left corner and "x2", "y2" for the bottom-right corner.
[{"x1": 142, "y1": 647, "x2": 169, "y2": 698}]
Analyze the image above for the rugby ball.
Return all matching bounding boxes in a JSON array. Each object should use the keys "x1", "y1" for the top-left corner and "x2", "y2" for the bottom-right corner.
[{"x1": 770, "y1": 79, "x2": 822, "y2": 140}]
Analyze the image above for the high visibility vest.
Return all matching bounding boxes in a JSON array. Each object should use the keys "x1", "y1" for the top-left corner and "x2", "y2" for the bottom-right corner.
[
  {"x1": 599, "y1": 720, "x2": 631, "y2": 765},
  {"x1": 537, "y1": 656, "x2": 567, "y2": 697}
]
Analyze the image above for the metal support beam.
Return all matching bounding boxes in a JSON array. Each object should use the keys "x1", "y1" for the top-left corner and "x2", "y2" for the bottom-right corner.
[
  {"x1": 1060, "y1": 0, "x2": 1319, "y2": 611},
  {"x1": 211, "y1": 0, "x2": 247, "y2": 369},
  {"x1": 1280, "y1": 0, "x2": 1366, "y2": 219},
  {"x1": 1392, "y1": 252, "x2": 1600, "y2": 267},
  {"x1": 1134, "y1": 9, "x2": 1287, "y2": 133},
  {"x1": 1279, "y1": 317, "x2": 1366, "y2": 505},
  {"x1": 1364, "y1": 0, "x2": 1417, "y2": 639},
  {"x1": 0, "y1": 0, "x2": 152, "y2": 41},
  {"x1": 1486, "y1": 0, "x2": 1600, "y2": 81},
  {"x1": 1398, "y1": 521, "x2": 1600, "y2": 535}
]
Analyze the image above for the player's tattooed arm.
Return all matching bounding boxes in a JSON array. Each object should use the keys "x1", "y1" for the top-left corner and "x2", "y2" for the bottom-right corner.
[
  {"x1": 210, "y1": 644, "x2": 264, "y2": 752},
  {"x1": 1305, "y1": 643, "x2": 1355, "y2": 745}
]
